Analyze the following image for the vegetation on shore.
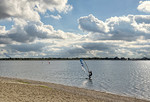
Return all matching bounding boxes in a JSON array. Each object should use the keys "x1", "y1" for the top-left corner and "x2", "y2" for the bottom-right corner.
[{"x1": 0, "y1": 57, "x2": 150, "y2": 60}]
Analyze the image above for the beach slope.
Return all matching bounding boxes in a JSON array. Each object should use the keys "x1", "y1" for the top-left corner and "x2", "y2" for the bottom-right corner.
[{"x1": 0, "y1": 77, "x2": 149, "y2": 102}]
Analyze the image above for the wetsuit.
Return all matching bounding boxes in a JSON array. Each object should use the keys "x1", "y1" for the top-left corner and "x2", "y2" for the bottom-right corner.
[{"x1": 89, "y1": 71, "x2": 92, "y2": 79}]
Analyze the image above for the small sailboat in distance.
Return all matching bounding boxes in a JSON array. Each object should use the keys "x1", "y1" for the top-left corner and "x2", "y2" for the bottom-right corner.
[{"x1": 80, "y1": 59, "x2": 92, "y2": 79}]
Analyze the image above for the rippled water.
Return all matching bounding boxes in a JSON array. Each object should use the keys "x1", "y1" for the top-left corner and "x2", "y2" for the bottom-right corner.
[{"x1": 0, "y1": 60, "x2": 150, "y2": 100}]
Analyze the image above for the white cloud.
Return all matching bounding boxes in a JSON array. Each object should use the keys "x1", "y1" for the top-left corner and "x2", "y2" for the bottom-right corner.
[
  {"x1": 0, "y1": 18, "x2": 80, "y2": 44},
  {"x1": 78, "y1": 14, "x2": 109, "y2": 33},
  {"x1": 1, "y1": 0, "x2": 150, "y2": 58},
  {"x1": 0, "y1": 0, "x2": 72, "y2": 21},
  {"x1": 45, "y1": 14, "x2": 62, "y2": 20},
  {"x1": 106, "y1": 15, "x2": 133, "y2": 32},
  {"x1": 50, "y1": 15, "x2": 61, "y2": 20},
  {"x1": 0, "y1": 26, "x2": 11, "y2": 44},
  {"x1": 134, "y1": 15, "x2": 150, "y2": 24},
  {"x1": 0, "y1": 26, "x2": 7, "y2": 34},
  {"x1": 78, "y1": 14, "x2": 150, "y2": 41},
  {"x1": 8, "y1": 43, "x2": 45, "y2": 52},
  {"x1": 34, "y1": 0, "x2": 73, "y2": 13},
  {"x1": 137, "y1": 1, "x2": 150, "y2": 13},
  {"x1": 0, "y1": 0, "x2": 40, "y2": 21}
]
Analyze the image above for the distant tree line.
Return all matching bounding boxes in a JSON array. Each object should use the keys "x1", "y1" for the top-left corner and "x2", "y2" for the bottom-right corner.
[{"x1": 0, "y1": 57, "x2": 150, "y2": 60}]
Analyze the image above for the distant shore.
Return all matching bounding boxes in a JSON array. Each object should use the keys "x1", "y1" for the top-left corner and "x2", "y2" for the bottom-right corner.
[
  {"x1": 0, "y1": 57, "x2": 150, "y2": 60},
  {"x1": 0, "y1": 77, "x2": 149, "y2": 102}
]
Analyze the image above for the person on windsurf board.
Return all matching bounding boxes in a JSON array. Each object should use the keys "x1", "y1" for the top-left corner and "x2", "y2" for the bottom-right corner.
[
  {"x1": 88, "y1": 71, "x2": 92, "y2": 79},
  {"x1": 80, "y1": 59, "x2": 92, "y2": 79}
]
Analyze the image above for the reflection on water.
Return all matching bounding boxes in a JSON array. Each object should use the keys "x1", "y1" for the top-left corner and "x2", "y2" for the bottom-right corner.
[
  {"x1": 0, "y1": 60, "x2": 150, "y2": 100},
  {"x1": 82, "y1": 79, "x2": 93, "y2": 87}
]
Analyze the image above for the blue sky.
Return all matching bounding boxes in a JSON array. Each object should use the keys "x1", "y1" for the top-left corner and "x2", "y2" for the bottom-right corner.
[
  {"x1": 41, "y1": 0, "x2": 141, "y2": 33},
  {"x1": 0, "y1": 0, "x2": 150, "y2": 58}
]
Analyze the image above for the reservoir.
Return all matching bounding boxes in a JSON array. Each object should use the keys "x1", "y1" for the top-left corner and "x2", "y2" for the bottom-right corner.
[{"x1": 0, "y1": 60, "x2": 150, "y2": 100}]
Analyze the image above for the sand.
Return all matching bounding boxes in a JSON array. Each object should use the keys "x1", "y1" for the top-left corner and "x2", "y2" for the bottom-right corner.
[{"x1": 0, "y1": 77, "x2": 149, "y2": 102}]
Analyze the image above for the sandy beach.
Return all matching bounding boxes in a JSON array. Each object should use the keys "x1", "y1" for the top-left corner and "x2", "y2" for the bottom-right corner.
[{"x1": 0, "y1": 77, "x2": 149, "y2": 102}]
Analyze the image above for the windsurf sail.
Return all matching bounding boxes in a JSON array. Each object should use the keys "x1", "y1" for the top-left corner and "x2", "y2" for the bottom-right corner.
[{"x1": 80, "y1": 59, "x2": 89, "y2": 76}]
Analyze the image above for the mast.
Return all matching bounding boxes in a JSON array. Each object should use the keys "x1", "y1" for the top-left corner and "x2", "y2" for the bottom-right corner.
[{"x1": 83, "y1": 60, "x2": 89, "y2": 72}]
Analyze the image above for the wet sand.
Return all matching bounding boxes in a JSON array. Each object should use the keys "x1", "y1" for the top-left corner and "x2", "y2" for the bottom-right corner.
[{"x1": 0, "y1": 77, "x2": 149, "y2": 102}]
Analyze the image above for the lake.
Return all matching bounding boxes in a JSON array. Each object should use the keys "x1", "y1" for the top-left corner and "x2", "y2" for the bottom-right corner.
[{"x1": 0, "y1": 60, "x2": 150, "y2": 100}]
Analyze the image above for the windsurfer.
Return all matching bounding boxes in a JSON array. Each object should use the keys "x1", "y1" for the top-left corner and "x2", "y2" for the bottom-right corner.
[
  {"x1": 80, "y1": 59, "x2": 92, "y2": 79},
  {"x1": 88, "y1": 71, "x2": 92, "y2": 79}
]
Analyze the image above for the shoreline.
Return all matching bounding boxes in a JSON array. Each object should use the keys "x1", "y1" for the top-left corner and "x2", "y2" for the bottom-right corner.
[{"x1": 0, "y1": 76, "x2": 149, "y2": 102}]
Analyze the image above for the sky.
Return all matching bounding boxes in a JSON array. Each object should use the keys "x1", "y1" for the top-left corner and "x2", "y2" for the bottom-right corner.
[{"x1": 0, "y1": 0, "x2": 150, "y2": 58}]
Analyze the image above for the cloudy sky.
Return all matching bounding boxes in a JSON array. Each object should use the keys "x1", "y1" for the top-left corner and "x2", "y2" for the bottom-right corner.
[{"x1": 0, "y1": 0, "x2": 150, "y2": 58}]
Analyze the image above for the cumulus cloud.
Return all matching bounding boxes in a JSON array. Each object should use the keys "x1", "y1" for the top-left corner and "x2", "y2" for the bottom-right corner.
[
  {"x1": 78, "y1": 14, "x2": 109, "y2": 33},
  {"x1": 0, "y1": 26, "x2": 6, "y2": 34},
  {"x1": 33, "y1": 0, "x2": 73, "y2": 13},
  {"x1": 123, "y1": 40, "x2": 150, "y2": 58},
  {"x1": 45, "y1": 14, "x2": 62, "y2": 20},
  {"x1": 0, "y1": 0, "x2": 40, "y2": 21},
  {"x1": 0, "y1": 19, "x2": 78, "y2": 43},
  {"x1": 0, "y1": 35, "x2": 12, "y2": 44},
  {"x1": 1, "y1": 0, "x2": 150, "y2": 58},
  {"x1": 78, "y1": 14, "x2": 150, "y2": 41},
  {"x1": 77, "y1": 11, "x2": 150, "y2": 57},
  {"x1": 0, "y1": 0, "x2": 72, "y2": 20},
  {"x1": 134, "y1": 15, "x2": 150, "y2": 24},
  {"x1": 0, "y1": 26, "x2": 12, "y2": 44},
  {"x1": 8, "y1": 43, "x2": 45, "y2": 52},
  {"x1": 137, "y1": 1, "x2": 150, "y2": 13},
  {"x1": 82, "y1": 42, "x2": 114, "y2": 51},
  {"x1": 65, "y1": 47, "x2": 87, "y2": 57}
]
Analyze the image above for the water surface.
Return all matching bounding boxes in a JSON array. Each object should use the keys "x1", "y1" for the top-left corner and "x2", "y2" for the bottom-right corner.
[{"x1": 0, "y1": 60, "x2": 150, "y2": 100}]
